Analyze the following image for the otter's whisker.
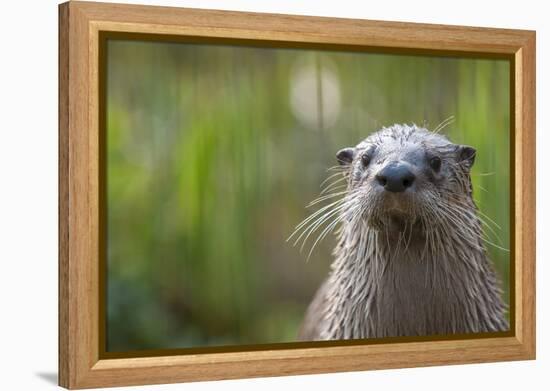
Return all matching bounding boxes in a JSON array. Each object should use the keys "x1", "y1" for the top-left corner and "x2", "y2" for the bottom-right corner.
[
  {"x1": 326, "y1": 165, "x2": 351, "y2": 173},
  {"x1": 320, "y1": 183, "x2": 348, "y2": 196},
  {"x1": 320, "y1": 172, "x2": 347, "y2": 188},
  {"x1": 475, "y1": 184, "x2": 489, "y2": 194},
  {"x1": 306, "y1": 205, "x2": 360, "y2": 261},
  {"x1": 447, "y1": 202, "x2": 504, "y2": 245},
  {"x1": 472, "y1": 171, "x2": 495, "y2": 177},
  {"x1": 438, "y1": 200, "x2": 505, "y2": 248},
  {"x1": 289, "y1": 198, "x2": 347, "y2": 237},
  {"x1": 300, "y1": 208, "x2": 350, "y2": 253},
  {"x1": 290, "y1": 205, "x2": 346, "y2": 246},
  {"x1": 307, "y1": 190, "x2": 350, "y2": 207},
  {"x1": 320, "y1": 177, "x2": 348, "y2": 194},
  {"x1": 294, "y1": 199, "x2": 359, "y2": 249},
  {"x1": 432, "y1": 115, "x2": 455, "y2": 134},
  {"x1": 479, "y1": 238, "x2": 510, "y2": 252},
  {"x1": 433, "y1": 204, "x2": 485, "y2": 252},
  {"x1": 447, "y1": 199, "x2": 502, "y2": 230}
]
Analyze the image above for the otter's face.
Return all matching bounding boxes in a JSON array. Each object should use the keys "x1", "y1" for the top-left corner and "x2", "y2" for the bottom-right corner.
[{"x1": 336, "y1": 125, "x2": 476, "y2": 231}]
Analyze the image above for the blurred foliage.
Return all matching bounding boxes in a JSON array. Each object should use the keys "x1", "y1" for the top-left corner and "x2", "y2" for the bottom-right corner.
[{"x1": 106, "y1": 40, "x2": 510, "y2": 352}]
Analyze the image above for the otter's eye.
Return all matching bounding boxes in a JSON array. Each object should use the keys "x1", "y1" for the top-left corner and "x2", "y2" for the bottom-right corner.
[
  {"x1": 429, "y1": 156, "x2": 442, "y2": 171},
  {"x1": 361, "y1": 153, "x2": 371, "y2": 167}
]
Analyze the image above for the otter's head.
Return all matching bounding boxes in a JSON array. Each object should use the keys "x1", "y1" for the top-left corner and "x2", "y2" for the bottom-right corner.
[{"x1": 336, "y1": 124, "x2": 476, "y2": 232}]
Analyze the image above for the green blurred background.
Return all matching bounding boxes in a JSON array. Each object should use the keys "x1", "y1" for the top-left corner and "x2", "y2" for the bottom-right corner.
[{"x1": 106, "y1": 39, "x2": 510, "y2": 352}]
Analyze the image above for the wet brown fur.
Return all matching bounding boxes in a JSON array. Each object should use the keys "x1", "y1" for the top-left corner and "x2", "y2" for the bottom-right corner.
[{"x1": 297, "y1": 124, "x2": 508, "y2": 340}]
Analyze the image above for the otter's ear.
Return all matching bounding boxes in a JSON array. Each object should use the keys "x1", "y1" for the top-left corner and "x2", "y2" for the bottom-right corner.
[
  {"x1": 336, "y1": 147, "x2": 355, "y2": 165},
  {"x1": 457, "y1": 145, "x2": 476, "y2": 169}
]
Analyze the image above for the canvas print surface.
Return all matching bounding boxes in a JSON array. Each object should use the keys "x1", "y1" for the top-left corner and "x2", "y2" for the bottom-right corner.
[{"x1": 105, "y1": 39, "x2": 510, "y2": 352}]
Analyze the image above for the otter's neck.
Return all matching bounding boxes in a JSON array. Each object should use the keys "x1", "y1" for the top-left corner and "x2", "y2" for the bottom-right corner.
[{"x1": 320, "y1": 219, "x2": 508, "y2": 339}]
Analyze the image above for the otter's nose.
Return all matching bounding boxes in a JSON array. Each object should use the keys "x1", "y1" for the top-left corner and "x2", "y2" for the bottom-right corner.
[{"x1": 375, "y1": 163, "x2": 416, "y2": 193}]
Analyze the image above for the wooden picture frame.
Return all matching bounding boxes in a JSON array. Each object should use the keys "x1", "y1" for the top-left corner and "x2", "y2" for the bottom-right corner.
[{"x1": 59, "y1": 1, "x2": 536, "y2": 389}]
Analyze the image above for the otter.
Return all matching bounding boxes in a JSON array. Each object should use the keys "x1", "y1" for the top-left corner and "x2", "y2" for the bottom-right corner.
[{"x1": 297, "y1": 124, "x2": 508, "y2": 340}]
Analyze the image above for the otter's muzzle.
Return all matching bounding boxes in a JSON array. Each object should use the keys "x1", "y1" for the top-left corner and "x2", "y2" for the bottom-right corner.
[{"x1": 375, "y1": 162, "x2": 415, "y2": 193}]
